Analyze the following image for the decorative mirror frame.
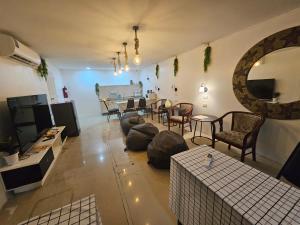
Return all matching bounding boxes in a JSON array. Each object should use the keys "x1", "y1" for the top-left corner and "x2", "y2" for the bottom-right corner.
[{"x1": 233, "y1": 26, "x2": 300, "y2": 120}]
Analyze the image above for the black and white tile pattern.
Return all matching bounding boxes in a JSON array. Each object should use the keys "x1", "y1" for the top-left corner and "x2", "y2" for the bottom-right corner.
[
  {"x1": 169, "y1": 145, "x2": 300, "y2": 225},
  {"x1": 18, "y1": 194, "x2": 102, "y2": 225}
]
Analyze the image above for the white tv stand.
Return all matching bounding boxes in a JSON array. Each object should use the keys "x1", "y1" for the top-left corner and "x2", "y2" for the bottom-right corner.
[{"x1": 0, "y1": 126, "x2": 66, "y2": 193}]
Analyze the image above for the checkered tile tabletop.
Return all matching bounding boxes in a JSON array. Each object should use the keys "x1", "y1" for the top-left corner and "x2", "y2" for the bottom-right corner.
[
  {"x1": 169, "y1": 145, "x2": 300, "y2": 225},
  {"x1": 18, "y1": 194, "x2": 102, "y2": 225}
]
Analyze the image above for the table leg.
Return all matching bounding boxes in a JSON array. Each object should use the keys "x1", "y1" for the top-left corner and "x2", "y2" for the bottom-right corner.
[{"x1": 192, "y1": 120, "x2": 198, "y2": 142}]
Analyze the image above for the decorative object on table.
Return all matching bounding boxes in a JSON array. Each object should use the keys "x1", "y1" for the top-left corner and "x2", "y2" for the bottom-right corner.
[
  {"x1": 211, "y1": 111, "x2": 265, "y2": 162},
  {"x1": 173, "y1": 57, "x2": 178, "y2": 76},
  {"x1": 155, "y1": 64, "x2": 159, "y2": 79},
  {"x1": 112, "y1": 57, "x2": 117, "y2": 76},
  {"x1": 206, "y1": 153, "x2": 213, "y2": 168},
  {"x1": 126, "y1": 123, "x2": 159, "y2": 151},
  {"x1": 122, "y1": 42, "x2": 130, "y2": 71},
  {"x1": 0, "y1": 136, "x2": 19, "y2": 166},
  {"x1": 272, "y1": 92, "x2": 280, "y2": 103},
  {"x1": 233, "y1": 26, "x2": 300, "y2": 120},
  {"x1": 204, "y1": 44, "x2": 211, "y2": 72},
  {"x1": 151, "y1": 99, "x2": 167, "y2": 123},
  {"x1": 133, "y1": 25, "x2": 141, "y2": 65},
  {"x1": 276, "y1": 142, "x2": 300, "y2": 188},
  {"x1": 147, "y1": 130, "x2": 189, "y2": 169},
  {"x1": 116, "y1": 51, "x2": 122, "y2": 74},
  {"x1": 95, "y1": 83, "x2": 100, "y2": 97},
  {"x1": 165, "y1": 99, "x2": 172, "y2": 108},
  {"x1": 37, "y1": 58, "x2": 48, "y2": 80},
  {"x1": 167, "y1": 103, "x2": 193, "y2": 135}
]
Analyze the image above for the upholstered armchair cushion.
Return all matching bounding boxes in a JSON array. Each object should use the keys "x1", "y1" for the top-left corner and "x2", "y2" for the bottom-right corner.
[
  {"x1": 215, "y1": 131, "x2": 252, "y2": 148},
  {"x1": 169, "y1": 115, "x2": 188, "y2": 123},
  {"x1": 232, "y1": 113, "x2": 261, "y2": 133}
]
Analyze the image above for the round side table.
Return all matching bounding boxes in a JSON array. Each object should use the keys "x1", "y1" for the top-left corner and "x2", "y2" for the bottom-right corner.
[{"x1": 191, "y1": 114, "x2": 218, "y2": 146}]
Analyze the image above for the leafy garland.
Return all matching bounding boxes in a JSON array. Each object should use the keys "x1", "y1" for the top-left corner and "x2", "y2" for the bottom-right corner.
[
  {"x1": 95, "y1": 83, "x2": 100, "y2": 97},
  {"x1": 155, "y1": 64, "x2": 159, "y2": 79},
  {"x1": 138, "y1": 81, "x2": 143, "y2": 89},
  {"x1": 37, "y1": 58, "x2": 48, "y2": 79},
  {"x1": 173, "y1": 57, "x2": 178, "y2": 76},
  {"x1": 130, "y1": 80, "x2": 134, "y2": 85},
  {"x1": 204, "y1": 45, "x2": 212, "y2": 72}
]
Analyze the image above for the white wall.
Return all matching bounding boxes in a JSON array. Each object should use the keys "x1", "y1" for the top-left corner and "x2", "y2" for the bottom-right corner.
[
  {"x1": 140, "y1": 8, "x2": 300, "y2": 164},
  {"x1": 0, "y1": 57, "x2": 62, "y2": 209},
  {"x1": 60, "y1": 69, "x2": 140, "y2": 118}
]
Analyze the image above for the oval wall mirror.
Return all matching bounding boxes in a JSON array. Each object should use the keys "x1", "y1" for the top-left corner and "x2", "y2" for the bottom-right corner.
[{"x1": 233, "y1": 26, "x2": 300, "y2": 120}]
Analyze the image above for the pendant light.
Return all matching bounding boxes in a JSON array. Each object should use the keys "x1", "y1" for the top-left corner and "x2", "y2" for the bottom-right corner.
[
  {"x1": 116, "y1": 51, "x2": 122, "y2": 74},
  {"x1": 122, "y1": 42, "x2": 130, "y2": 71},
  {"x1": 112, "y1": 57, "x2": 117, "y2": 76},
  {"x1": 133, "y1": 25, "x2": 141, "y2": 65}
]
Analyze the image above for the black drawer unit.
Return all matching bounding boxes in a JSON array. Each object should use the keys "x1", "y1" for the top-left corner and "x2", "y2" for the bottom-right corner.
[{"x1": 1, "y1": 148, "x2": 54, "y2": 190}]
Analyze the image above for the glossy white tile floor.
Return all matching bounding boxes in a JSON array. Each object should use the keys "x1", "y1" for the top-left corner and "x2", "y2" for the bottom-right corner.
[{"x1": 0, "y1": 115, "x2": 281, "y2": 225}]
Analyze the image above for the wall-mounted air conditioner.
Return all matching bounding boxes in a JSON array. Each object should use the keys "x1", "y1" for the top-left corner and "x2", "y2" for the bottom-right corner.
[{"x1": 0, "y1": 33, "x2": 41, "y2": 67}]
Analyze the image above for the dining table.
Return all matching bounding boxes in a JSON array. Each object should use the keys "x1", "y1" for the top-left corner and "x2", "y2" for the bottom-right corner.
[{"x1": 169, "y1": 145, "x2": 300, "y2": 225}]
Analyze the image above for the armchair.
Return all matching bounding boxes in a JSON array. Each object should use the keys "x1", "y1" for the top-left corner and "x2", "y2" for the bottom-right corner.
[
  {"x1": 150, "y1": 99, "x2": 167, "y2": 123},
  {"x1": 167, "y1": 103, "x2": 193, "y2": 135},
  {"x1": 211, "y1": 111, "x2": 265, "y2": 162}
]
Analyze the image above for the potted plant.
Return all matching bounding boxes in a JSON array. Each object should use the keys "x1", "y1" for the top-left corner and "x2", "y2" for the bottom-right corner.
[
  {"x1": 0, "y1": 136, "x2": 19, "y2": 166},
  {"x1": 272, "y1": 92, "x2": 280, "y2": 103}
]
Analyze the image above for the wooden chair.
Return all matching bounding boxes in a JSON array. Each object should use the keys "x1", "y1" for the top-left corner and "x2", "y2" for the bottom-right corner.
[
  {"x1": 211, "y1": 111, "x2": 265, "y2": 162},
  {"x1": 124, "y1": 98, "x2": 136, "y2": 113},
  {"x1": 167, "y1": 103, "x2": 193, "y2": 135},
  {"x1": 277, "y1": 142, "x2": 300, "y2": 188},
  {"x1": 101, "y1": 99, "x2": 121, "y2": 122},
  {"x1": 150, "y1": 99, "x2": 167, "y2": 123}
]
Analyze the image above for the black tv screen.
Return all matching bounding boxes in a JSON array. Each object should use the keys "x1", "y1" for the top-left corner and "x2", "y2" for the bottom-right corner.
[
  {"x1": 247, "y1": 79, "x2": 275, "y2": 100},
  {"x1": 7, "y1": 94, "x2": 53, "y2": 154}
]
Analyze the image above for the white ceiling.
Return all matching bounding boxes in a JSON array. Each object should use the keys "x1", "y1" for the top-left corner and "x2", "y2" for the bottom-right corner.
[{"x1": 0, "y1": 0, "x2": 299, "y2": 69}]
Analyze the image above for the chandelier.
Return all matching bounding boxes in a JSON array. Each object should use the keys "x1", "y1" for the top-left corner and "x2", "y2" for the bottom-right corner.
[
  {"x1": 116, "y1": 51, "x2": 122, "y2": 74},
  {"x1": 112, "y1": 57, "x2": 117, "y2": 76},
  {"x1": 133, "y1": 25, "x2": 141, "y2": 65},
  {"x1": 122, "y1": 42, "x2": 129, "y2": 71}
]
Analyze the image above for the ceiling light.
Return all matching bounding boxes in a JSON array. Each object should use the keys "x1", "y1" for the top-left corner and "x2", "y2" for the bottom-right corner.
[
  {"x1": 112, "y1": 57, "x2": 117, "y2": 76},
  {"x1": 133, "y1": 25, "x2": 141, "y2": 65},
  {"x1": 86, "y1": 67, "x2": 91, "y2": 70},
  {"x1": 123, "y1": 42, "x2": 130, "y2": 72},
  {"x1": 117, "y1": 51, "x2": 122, "y2": 74}
]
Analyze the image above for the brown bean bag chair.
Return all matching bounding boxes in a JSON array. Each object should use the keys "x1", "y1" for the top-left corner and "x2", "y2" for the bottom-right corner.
[
  {"x1": 120, "y1": 114, "x2": 145, "y2": 136},
  {"x1": 147, "y1": 130, "x2": 189, "y2": 169}
]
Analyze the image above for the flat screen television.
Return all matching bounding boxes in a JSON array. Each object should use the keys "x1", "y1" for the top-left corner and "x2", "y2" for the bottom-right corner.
[
  {"x1": 7, "y1": 94, "x2": 53, "y2": 154},
  {"x1": 247, "y1": 79, "x2": 275, "y2": 100}
]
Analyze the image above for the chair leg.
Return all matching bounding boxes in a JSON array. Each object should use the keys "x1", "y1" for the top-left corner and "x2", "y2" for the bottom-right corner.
[
  {"x1": 107, "y1": 114, "x2": 110, "y2": 122},
  {"x1": 151, "y1": 111, "x2": 154, "y2": 120},
  {"x1": 189, "y1": 121, "x2": 192, "y2": 132},
  {"x1": 181, "y1": 122, "x2": 184, "y2": 136},
  {"x1": 168, "y1": 120, "x2": 171, "y2": 131},
  {"x1": 158, "y1": 113, "x2": 160, "y2": 123},
  {"x1": 252, "y1": 145, "x2": 256, "y2": 161},
  {"x1": 241, "y1": 148, "x2": 246, "y2": 162},
  {"x1": 228, "y1": 144, "x2": 231, "y2": 150},
  {"x1": 177, "y1": 220, "x2": 183, "y2": 225},
  {"x1": 212, "y1": 138, "x2": 215, "y2": 148}
]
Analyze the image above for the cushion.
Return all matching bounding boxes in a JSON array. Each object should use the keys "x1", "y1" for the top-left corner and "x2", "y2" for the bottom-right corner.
[
  {"x1": 126, "y1": 123, "x2": 159, "y2": 151},
  {"x1": 147, "y1": 130, "x2": 189, "y2": 169},
  {"x1": 169, "y1": 115, "x2": 188, "y2": 123},
  {"x1": 233, "y1": 113, "x2": 260, "y2": 133},
  {"x1": 215, "y1": 131, "x2": 252, "y2": 147},
  {"x1": 120, "y1": 115, "x2": 145, "y2": 136}
]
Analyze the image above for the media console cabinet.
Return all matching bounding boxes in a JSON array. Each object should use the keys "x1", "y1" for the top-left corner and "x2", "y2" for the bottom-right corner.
[{"x1": 0, "y1": 126, "x2": 66, "y2": 193}]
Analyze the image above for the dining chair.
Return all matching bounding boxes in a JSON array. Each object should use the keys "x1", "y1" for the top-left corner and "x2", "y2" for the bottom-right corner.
[
  {"x1": 167, "y1": 103, "x2": 193, "y2": 135},
  {"x1": 124, "y1": 98, "x2": 136, "y2": 113},
  {"x1": 276, "y1": 142, "x2": 300, "y2": 188},
  {"x1": 101, "y1": 99, "x2": 121, "y2": 122},
  {"x1": 211, "y1": 111, "x2": 265, "y2": 162},
  {"x1": 150, "y1": 99, "x2": 167, "y2": 123},
  {"x1": 136, "y1": 97, "x2": 150, "y2": 117}
]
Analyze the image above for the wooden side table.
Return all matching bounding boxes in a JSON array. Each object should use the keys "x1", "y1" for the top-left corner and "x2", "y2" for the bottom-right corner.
[{"x1": 191, "y1": 114, "x2": 218, "y2": 145}]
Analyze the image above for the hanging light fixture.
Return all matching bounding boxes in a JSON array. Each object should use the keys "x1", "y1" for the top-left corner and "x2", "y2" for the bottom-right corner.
[
  {"x1": 112, "y1": 57, "x2": 117, "y2": 76},
  {"x1": 133, "y1": 25, "x2": 141, "y2": 65},
  {"x1": 122, "y1": 42, "x2": 130, "y2": 71},
  {"x1": 116, "y1": 51, "x2": 122, "y2": 74}
]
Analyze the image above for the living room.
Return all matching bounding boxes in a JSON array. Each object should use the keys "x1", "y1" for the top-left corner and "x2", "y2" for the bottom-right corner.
[{"x1": 0, "y1": 1, "x2": 300, "y2": 225}]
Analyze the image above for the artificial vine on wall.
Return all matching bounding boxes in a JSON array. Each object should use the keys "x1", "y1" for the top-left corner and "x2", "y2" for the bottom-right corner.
[
  {"x1": 155, "y1": 64, "x2": 159, "y2": 79},
  {"x1": 95, "y1": 83, "x2": 100, "y2": 97},
  {"x1": 173, "y1": 57, "x2": 178, "y2": 76},
  {"x1": 204, "y1": 45, "x2": 212, "y2": 72},
  {"x1": 37, "y1": 58, "x2": 48, "y2": 80}
]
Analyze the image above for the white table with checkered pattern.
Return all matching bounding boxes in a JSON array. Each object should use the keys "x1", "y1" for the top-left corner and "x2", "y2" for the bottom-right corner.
[
  {"x1": 18, "y1": 194, "x2": 102, "y2": 225},
  {"x1": 169, "y1": 145, "x2": 300, "y2": 225}
]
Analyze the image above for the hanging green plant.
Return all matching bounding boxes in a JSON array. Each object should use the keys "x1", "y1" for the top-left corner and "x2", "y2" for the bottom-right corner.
[
  {"x1": 130, "y1": 80, "x2": 134, "y2": 85},
  {"x1": 204, "y1": 45, "x2": 212, "y2": 72},
  {"x1": 37, "y1": 58, "x2": 48, "y2": 80},
  {"x1": 155, "y1": 64, "x2": 159, "y2": 79},
  {"x1": 173, "y1": 57, "x2": 178, "y2": 76},
  {"x1": 138, "y1": 81, "x2": 143, "y2": 88},
  {"x1": 95, "y1": 83, "x2": 100, "y2": 97}
]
